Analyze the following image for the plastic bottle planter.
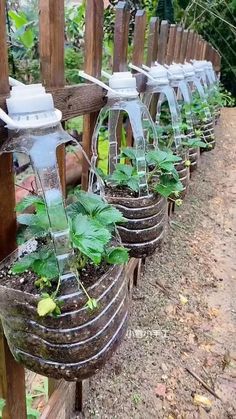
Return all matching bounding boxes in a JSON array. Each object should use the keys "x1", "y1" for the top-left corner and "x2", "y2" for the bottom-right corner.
[
  {"x1": 130, "y1": 64, "x2": 190, "y2": 199},
  {"x1": 192, "y1": 61, "x2": 216, "y2": 150},
  {"x1": 80, "y1": 71, "x2": 168, "y2": 259},
  {"x1": 0, "y1": 84, "x2": 129, "y2": 380},
  {"x1": 166, "y1": 64, "x2": 198, "y2": 174},
  {"x1": 197, "y1": 119, "x2": 215, "y2": 152},
  {"x1": 0, "y1": 249, "x2": 128, "y2": 380},
  {"x1": 108, "y1": 194, "x2": 166, "y2": 258},
  {"x1": 182, "y1": 62, "x2": 213, "y2": 170},
  {"x1": 204, "y1": 60, "x2": 221, "y2": 125}
]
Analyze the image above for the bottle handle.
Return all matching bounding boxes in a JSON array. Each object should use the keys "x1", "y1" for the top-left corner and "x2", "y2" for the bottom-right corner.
[
  {"x1": 129, "y1": 63, "x2": 154, "y2": 81},
  {"x1": 9, "y1": 77, "x2": 25, "y2": 87},
  {"x1": 79, "y1": 71, "x2": 137, "y2": 98},
  {"x1": 101, "y1": 70, "x2": 112, "y2": 79},
  {"x1": 79, "y1": 71, "x2": 114, "y2": 93}
]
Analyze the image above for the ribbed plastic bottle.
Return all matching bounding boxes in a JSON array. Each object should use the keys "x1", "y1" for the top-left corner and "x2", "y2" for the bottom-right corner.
[
  {"x1": 181, "y1": 62, "x2": 215, "y2": 153},
  {"x1": 0, "y1": 83, "x2": 78, "y2": 292},
  {"x1": 80, "y1": 70, "x2": 168, "y2": 258}
]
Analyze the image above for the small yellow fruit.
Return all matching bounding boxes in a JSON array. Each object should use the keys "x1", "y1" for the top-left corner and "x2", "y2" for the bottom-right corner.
[
  {"x1": 175, "y1": 199, "x2": 183, "y2": 207},
  {"x1": 185, "y1": 160, "x2": 191, "y2": 167}
]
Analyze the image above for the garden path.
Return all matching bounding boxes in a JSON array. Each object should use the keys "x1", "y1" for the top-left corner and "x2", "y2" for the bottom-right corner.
[{"x1": 83, "y1": 108, "x2": 236, "y2": 419}]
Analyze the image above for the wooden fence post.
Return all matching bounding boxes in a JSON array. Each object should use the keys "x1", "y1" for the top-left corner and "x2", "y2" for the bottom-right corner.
[
  {"x1": 192, "y1": 32, "x2": 198, "y2": 60},
  {"x1": 113, "y1": 1, "x2": 130, "y2": 72},
  {"x1": 81, "y1": 0, "x2": 104, "y2": 190},
  {"x1": 112, "y1": 1, "x2": 130, "y2": 149},
  {"x1": 157, "y1": 20, "x2": 169, "y2": 65},
  {"x1": 132, "y1": 10, "x2": 146, "y2": 67},
  {"x1": 166, "y1": 24, "x2": 176, "y2": 65},
  {"x1": 179, "y1": 29, "x2": 188, "y2": 64},
  {"x1": 146, "y1": 17, "x2": 159, "y2": 67},
  {"x1": 0, "y1": 2, "x2": 27, "y2": 418},
  {"x1": 185, "y1": 29, "x2": 194, "y2": 62},
  {"x1": 173, "y1": 26, "x2": 183, "y2": 63}
]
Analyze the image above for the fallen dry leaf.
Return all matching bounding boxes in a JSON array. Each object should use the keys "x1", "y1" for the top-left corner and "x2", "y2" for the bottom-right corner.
[
  {"x1": 155, "y1": 383, "x2": 166, "y2": 398},
  {"x1": 193, "y1": 394, "x2": 212, "y2": 409},
  {"x1": 179, "y1": 294, "x2": 188, "y2": 305},
  {"x1": 208, "y1": 307, "x2": 220, "y2": 318}
]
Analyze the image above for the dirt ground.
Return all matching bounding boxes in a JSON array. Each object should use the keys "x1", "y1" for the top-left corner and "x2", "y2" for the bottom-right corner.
[{"x1": 82, "y1": 108, "x2": 236, "y2": 419}]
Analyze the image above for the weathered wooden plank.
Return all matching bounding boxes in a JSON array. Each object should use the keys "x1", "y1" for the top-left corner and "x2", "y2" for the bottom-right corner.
[
  {"x1": 41, "y1": 381, "x2": 76, "y2": 419},
  {"x1": 179, "y1": 29, "x2": 188, "y2": 63},
  {"x1": 166, "y1": 24, "x2": 176, "y2": 65},
  {"x1": 112, "y1": 2, "x2": 131, "y2": 148},
  {"x1": 146, "y1": 17, "x2": 159, "y2": 66},
  {"x1": 192, "y1": 32, "x2": 198, "y2": 60},
  {"x1": 173, "y1": 26, "x2": 183, "y2": 63},
  {"x1": 185, "y1": 29, "x2": 194, "y2": 61},
  {"x1": 0, "y1": 2, "x2": 27, "y2": 419},
  {"x1": 157, "y1": 20, "x2": 169, "y2": 64},
  {"x1": 39, "y1": 0, "x2": 65, "y2": 87},
  {"x1": 81, "y1": 0, "x2": 104, "y2": 189},
  {"x1": 113, "y1": 1, "x2": 130, "y2": 71},
  {"x1": 132, "y1": 10, "x2": 146, "y2": 66}
]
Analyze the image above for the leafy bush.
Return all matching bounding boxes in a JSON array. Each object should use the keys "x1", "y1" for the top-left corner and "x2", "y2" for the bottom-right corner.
[
  {"x1": 100, "y1": 146, "x2": 184, "y2": 198},
  {"x1": 12, "y1": 191, "x2": 129, "y2": 316}
]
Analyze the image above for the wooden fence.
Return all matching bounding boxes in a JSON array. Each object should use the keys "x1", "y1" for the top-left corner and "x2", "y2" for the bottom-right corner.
[{"x1": 0, "y1": 1, "x2": 221, "y2": 417}]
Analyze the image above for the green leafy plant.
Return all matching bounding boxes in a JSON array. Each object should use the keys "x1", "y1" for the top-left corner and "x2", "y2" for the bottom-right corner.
[
  {"x1": 26, "y1": 393, "x2": 40, "y2": 419},
  {"x1": 12, "y1": 191, "x2": 129, "y2": 317},
  {"x1": 100, "y1": 147, "x2": 184, "y2": 198},
  {"x1": 132, "y1": 393, "x2": 142, "y2": 405}
]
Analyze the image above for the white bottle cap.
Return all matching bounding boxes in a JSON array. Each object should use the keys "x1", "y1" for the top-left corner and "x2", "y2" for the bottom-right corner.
[
  {"x1": 148, "y1": 64, "x2": 169, "y2": 85},
  {"x1": 108, "y1": 72, "x2": 138, "y2": 97},
  {"x1": 192, "y1": 60, "x2": 206, "y2": 74},
  {"x1": 7, "y1": 84, "x2": 54, "y2": 115},
  {"x1": 167, "y1": 64, "x2": 185, "y2": 81},
  {"x1": 182, "y1": 62, "x2": 195, "y2": 78},
  {"x1": 3, "y1": 84, "x2": 62, "y2": 129}
]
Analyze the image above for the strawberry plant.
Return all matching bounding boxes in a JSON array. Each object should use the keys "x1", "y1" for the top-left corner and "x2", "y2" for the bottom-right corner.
[
  {"x1": 12, "y1": 190, "x2": 129, "y2": 316},
  {"x1": 100, "y1": 147, "x2": 184, "y2": 198}
]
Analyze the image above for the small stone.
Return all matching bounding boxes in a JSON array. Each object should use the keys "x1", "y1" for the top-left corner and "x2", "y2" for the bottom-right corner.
[
  {"x1": 19, "y1": 278, "x2": 24, "y2": 284},
  {"x1": 155, "y1": 383, "x2": 166, "y2": 398},
  {"x1": 161, "y1": 362, "x2": 168, "y2": 373}
]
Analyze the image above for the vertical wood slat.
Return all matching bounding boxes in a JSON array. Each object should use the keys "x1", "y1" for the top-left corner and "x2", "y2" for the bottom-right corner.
[
  {"x1": 166, "y1": 24, "x2": 176, "y2": 65},
  {"x1": 132, "y1": 10, "x2": 146, "y2": 66},
  {"x1": 185, "y1": 29, "x2": 194, "y2": 61},
  {"x1": 0, "y1": 2, "x2": 27, "y2": 419},
  {"x1": 146, "y1": 17, "x2": 159, "y2": 66},
  {"x1": 113, "y1": 1, "x2": 130, "y2": 71},
  {"x1": 204, "y1": 42, "x2": 211, "y2": 61},
  {"x1": 179, "y1": 29, "x2": 188, "y2": 63},
  {"x1": 173, "y1": 26, "x2": 183, "y2": 63},
  {"x1": 195, "y1": 33, "x2": 200, "y2": 59},
  {"x1": 208, "y1": 44, "x2": 215, "y2": 63},
  {"x1": 39, "y1": 0, "x2": 66, "y2": 193},
  {"x1": 157, "y1": 20, "x2": 169, "y2": 65},
  {"x1": 81, "y1": 0, "x2": 104, "y2": 189},
  {"x1": 192, "y1": 32, "x2": 198, "y2": 60},
  {"x1": 113, "y1": 2, "x2": 131, "y2": 147},
  {"x1": 199, "y1": 37, "x2": 205, "y2": 60}
]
